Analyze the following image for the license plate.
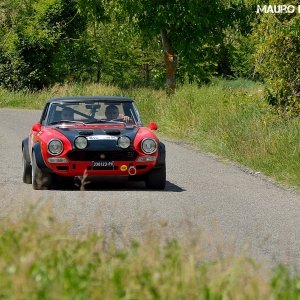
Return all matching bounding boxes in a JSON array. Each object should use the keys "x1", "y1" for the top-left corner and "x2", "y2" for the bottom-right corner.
[{"x1": 92, "y1": 161, "x2": 114, "y2": 169}]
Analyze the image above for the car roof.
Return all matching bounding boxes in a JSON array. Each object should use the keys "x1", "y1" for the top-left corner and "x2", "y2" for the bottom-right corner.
[{"x1": 47, "y1": 96, "x2": 134, "y2": 104}]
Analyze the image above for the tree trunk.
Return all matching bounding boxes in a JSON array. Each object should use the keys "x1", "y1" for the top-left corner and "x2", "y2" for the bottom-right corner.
[
  {"x1": 160, "y1": 28, "x2": 177, "y2": 94},
  {"x1": 96, "y1": 65, "x2": 101, "y2": 83},
  {"x1": 144, "y1": 63, "x2": 150, "y2": 85}
]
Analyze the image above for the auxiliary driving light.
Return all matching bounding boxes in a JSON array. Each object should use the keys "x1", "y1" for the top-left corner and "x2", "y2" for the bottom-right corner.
[
  {"x1": 118, "y1": 136, "x2": 131, "y2": 149},
  {"x1": 74, "y1": 136, "x2": 88, "y2": 149}
]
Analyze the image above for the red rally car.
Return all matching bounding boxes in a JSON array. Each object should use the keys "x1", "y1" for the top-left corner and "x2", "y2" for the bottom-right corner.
[{"x1": 22, "y1": 96, "x2": 166, "y2": 190}]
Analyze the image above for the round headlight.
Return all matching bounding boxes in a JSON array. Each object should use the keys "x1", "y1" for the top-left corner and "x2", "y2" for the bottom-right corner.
[
  {"x1": 141, "y1": 138, "x2": 157, "y2": 154},
  {"x1": 74, "y1": 136, "x2": 88, "y2": 149},
  {"x1": 48, "y1": 139, "x2": 63, "y2": 155},
  {"x1": 118, "y1": 136, "x2": 131, "y2": 149}
]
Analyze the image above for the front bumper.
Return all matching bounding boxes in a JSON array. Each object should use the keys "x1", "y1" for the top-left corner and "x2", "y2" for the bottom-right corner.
[{"x1": 44, "y1": 156, "x2": 157, "y2": 177}]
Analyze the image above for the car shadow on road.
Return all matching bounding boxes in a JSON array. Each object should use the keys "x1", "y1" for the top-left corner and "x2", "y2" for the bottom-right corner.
[
  {"x1": 165, "y1": 181, "x2": 185, "y2": 192},
  {"x1": 52, "y1": 179, "x2": 185, "y2": 192}
]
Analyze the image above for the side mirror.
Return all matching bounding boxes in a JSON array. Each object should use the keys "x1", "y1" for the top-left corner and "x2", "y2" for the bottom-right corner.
[
  {"x1": 149, "y1": 122, "x2": 158, "y2": 130},
  {"x1": 32, "y1": 123, "x2": 41, "y2": 132}
]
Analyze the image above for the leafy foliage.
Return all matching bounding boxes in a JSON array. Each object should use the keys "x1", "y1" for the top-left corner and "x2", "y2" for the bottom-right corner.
[
  {"x1": 117, "y1": 0, "x2": 239, "y2": 84},
  {"x1": 254, "y1": 13, "x2": 300, "y2": 111},
  {"x1": 83, "y1": 15, "x2": 163, "y2": 88},
  {"x1": 0, "y1": 0, "x2": 299, "y2": 109},
  {"x1": 0, "y1": 0, "x2": 86, "y2": 90},
  {"x1": 216, "y1": 2, "x2": 258, "y2": 78}
]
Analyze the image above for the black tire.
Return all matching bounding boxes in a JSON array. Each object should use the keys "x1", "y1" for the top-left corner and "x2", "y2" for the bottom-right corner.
[
  {"x1": 32, "y1": 152, "x2": 52, "y2": 190},
  {"x1": 145, "y1": 165, "x2": 166, "y2": 190},
  {"x1": 22, "y1": 148, "x2": 32, "y2": 184}
]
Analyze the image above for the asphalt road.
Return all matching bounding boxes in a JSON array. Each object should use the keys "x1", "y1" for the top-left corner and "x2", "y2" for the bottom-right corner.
[{"x1": 1, "y1": 108, "x2": 300, "y2": 268}]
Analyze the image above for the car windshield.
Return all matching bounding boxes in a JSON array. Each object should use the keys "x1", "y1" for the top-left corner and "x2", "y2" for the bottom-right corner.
[{"x1": 44, "y1": 100, "x2": 142, "y2": 126}]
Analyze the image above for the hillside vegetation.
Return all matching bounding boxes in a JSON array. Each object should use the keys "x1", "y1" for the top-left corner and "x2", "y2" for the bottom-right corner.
[{"x1": 1, "y1": 0, "x2": 299, "y2": 110}]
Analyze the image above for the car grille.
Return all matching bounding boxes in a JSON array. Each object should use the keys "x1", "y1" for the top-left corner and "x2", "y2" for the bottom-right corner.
[{"x1": 67, "y1": 150, "x2": 138, "y2": 161}]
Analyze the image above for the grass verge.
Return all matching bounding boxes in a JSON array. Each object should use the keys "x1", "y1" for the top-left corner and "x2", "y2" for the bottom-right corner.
[
  {"x1": 132, "y1": 79, "x2": 300, "y2": 190},
  {"x1": 2, "y1": 210, "x2": 300, "y2": 299},
  {"x1": 0, "y1": 79, "x2": 299, "y2": 189}
]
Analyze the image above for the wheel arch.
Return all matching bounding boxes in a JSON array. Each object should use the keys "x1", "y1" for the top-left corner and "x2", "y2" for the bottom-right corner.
[
  {"x1": 32, "y1": 142, "x2": 48, "y2": 169},
  {"x1": 22, "y1": 138, "x2": 31, "y2": 164},
  {"x1": 156, "y1": 141, "x2": 166, "y2": 167}
]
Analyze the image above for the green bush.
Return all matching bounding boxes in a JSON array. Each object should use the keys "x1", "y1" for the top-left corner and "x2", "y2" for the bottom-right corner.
[
  {"x1": 0, "y1": 0, "x2": 87, "y2": 90},
  {"x1": 253, "y1": 14, "x2": 300, "y2": 112}
]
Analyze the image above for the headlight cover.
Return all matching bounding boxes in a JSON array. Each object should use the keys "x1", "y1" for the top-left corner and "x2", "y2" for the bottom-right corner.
[
  {"x1": 141, "y1": 138, "x2": 157, "y2": 154},
  {"x1": 48, "y1": 139, "x2": 63, "y2": 155},
  {"x1": 74, "y1": 136, "x2": 88, "y2": 150},
  {"x1": 118, "y1": 136, "x2": 131, "y2": 149}
]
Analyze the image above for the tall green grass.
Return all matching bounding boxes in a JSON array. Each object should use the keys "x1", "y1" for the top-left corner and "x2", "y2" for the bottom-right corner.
[
  {"x1": 131, "y1": 80, "x2": 299, "y2": 190},
  {"x1": 0, "y1": 79, "x2": 299, "y2": 189},
  {"x1": 3, "y1": 210, "x2": 300, "y2": 299},
  {"x1": 0, "y1": 83, "x2": 121, "y2": 109}
]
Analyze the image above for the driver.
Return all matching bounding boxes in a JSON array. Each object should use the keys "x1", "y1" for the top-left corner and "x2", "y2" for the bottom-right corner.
[
  {"x1": 61, "y1": 107, "x2": 74, "y2": 121},
  {"x1": 105, "y1": 105, "x2": 131, "y2": 122}
]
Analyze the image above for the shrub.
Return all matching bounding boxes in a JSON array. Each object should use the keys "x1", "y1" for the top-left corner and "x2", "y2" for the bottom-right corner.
[{"x1": 253, "y1": 13, "x2": 300, "y2": 113}]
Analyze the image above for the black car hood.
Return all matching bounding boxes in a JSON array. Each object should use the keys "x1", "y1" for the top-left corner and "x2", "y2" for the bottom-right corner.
[{"x1": 54, "y1": 126, "x2": 139, "y2": 151}]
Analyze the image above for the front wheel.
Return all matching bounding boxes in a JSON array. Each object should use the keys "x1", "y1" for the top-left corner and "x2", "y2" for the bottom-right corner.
[
  {"x1": 32, "y1": 152, "x2": 52, "y2": 190},
  {"x1": 145, "y1": 165, "x2": 166, "y2": 190}
]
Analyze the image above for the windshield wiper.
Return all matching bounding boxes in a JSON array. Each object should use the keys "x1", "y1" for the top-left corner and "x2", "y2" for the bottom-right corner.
[
  {"x1": 85, "y1": 119, "x2": 109, "y2": 124},
  {"x1": 85, "y1": 119, "x2": 125, "y2": 124},
  {"x1": 48, "y1": 120, "x2": 86, "y2": 125}
]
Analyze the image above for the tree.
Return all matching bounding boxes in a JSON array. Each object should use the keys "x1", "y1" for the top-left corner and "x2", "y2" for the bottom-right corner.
[
  {"x1": 76, "y1": 0, "x2": 163, "y2": 87},
  {"x1": 253, "y1": 13, "x2": 300, "y2": 111},
  {"x1": 0, "y1": 0, "x2": 86, "y2": 90},
  {"x1": 116, "y1": 0, "x2": 236, "y2": 93},
  {"x1": 215, "y1": 0, "x2": 260, "y2": 79}
]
